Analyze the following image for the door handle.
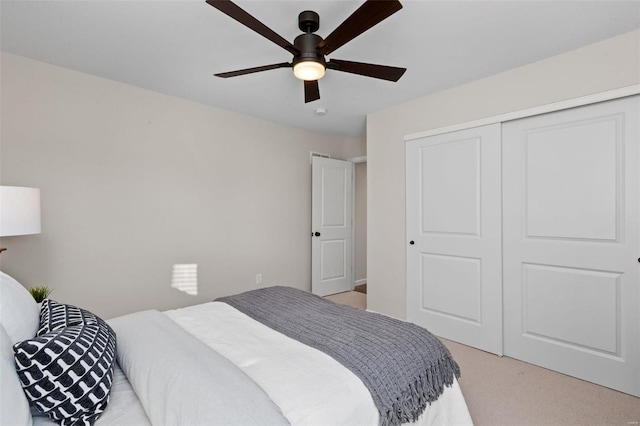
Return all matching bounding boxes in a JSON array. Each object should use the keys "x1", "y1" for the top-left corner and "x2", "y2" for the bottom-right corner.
[
  {"x1": 409, "y1": 240, "x2": 415, "y2": 245},
  {"x1": 315, "y1": 232, "x2": 321, "y2": 237}
]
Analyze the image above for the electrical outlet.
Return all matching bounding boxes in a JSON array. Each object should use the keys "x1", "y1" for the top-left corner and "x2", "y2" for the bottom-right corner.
[{"x1": 256, "y1": 274, "x2": 262, "y2": 285}]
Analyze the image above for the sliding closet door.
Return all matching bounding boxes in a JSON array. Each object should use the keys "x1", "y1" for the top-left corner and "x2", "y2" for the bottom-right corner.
[
  {"x1": 406, "y1": 124, "x2": 502, "y2": 355},
  {"x1": 503, "y1": 96, "x2": 640, "y2": 396}
]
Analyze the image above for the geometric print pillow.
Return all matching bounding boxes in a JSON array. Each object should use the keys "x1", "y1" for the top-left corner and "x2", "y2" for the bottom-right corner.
[
  {"x1": 14, "y1": 301, "x2": 117, "y2": 426},
  {"x1": 38, "y1": 299, "x2": 101, "y2": 335}
]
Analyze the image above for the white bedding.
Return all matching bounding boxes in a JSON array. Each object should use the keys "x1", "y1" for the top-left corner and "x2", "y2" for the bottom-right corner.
[
  {"x1": 32, "y1": 363, "x2": 149, "y2": 426},
  {"x1": 29, "y1": 300, "x2": 473, "y2": 426},
  {"x1": 109, "y1": 310, "x2": 289, "y2": 426},
  {"x1": 165, "y1": 301, "x2": 473, "y2": 426}
]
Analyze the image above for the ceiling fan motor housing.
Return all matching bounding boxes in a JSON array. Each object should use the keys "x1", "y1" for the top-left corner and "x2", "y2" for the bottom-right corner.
[{"x1": 293, "y1": 32, "x2": 325, "y2": 67}]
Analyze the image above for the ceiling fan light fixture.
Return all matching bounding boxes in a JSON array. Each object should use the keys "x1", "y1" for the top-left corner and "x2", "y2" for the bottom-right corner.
[
  {"x1": 293, "y1": 60, "x2": 326, "y2": 81},
  {"x1": 207, "y1": 0, "x2": 406, "y2": 102}
]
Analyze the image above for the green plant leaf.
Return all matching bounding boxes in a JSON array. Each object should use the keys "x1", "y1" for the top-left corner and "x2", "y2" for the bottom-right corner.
[{"x1": 29, "y1": 286, "x2": 52, "y2": 303}]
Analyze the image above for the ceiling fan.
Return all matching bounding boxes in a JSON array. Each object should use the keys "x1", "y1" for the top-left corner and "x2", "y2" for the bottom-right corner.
[{"x1": 206, "y1": 0, "x2": 407, "y2": 103}]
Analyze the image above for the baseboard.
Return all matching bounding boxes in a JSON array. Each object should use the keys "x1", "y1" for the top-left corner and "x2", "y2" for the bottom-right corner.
[{"x1": 354, "y1": 278, "x2": 367, "y2": 286}]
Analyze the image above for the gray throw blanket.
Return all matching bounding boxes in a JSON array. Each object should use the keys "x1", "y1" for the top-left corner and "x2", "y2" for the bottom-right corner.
[{"x1": 217, "y1": 286, "x2": 460, "y2": 426}]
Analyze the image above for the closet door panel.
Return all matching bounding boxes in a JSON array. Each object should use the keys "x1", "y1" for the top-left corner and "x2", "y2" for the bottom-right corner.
[
  {"x1": 419, "y1": 138, "x2": 480, "y2": 235},
  {"x1": 503, "y1": 96, "x2": 639, "y2": 396},
  {"x1": 407, "y1": 124, "x2": 502, "y2": 355}
]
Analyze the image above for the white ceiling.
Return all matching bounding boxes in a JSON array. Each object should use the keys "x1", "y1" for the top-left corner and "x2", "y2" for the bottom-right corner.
[{"x1": 2, "y1": 1, "x2": 639, "y2": 137}]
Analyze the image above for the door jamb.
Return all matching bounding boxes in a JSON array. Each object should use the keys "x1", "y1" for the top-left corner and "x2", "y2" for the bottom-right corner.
[{"x1": 348, "y1": 156, "x2": 367, "y2": 291}]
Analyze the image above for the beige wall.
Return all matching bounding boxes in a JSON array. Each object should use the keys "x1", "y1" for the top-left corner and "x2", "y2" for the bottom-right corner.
[
  {"x1": 367, "y1": 29, "x2": 640, "y2": 319},
  {"x1": 354, "y1": 162, "x2": 367, "y2": 282},
  {"x1": 0, "y1": 52, "x2": 364, "y2": 319}
]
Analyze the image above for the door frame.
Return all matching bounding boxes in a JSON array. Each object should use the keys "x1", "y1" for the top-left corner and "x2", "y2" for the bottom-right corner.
[
  {"x1": 310, "y1": 155, "x2": 367, "y2": 295},
  {"x1": 349, "y1": 156, "x2": 367, "y2": 290}
]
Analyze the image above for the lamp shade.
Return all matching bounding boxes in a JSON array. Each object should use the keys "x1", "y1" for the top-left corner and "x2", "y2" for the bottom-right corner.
[{"x1": 0, "y1": 186, "x2": 41, "y2": 237}]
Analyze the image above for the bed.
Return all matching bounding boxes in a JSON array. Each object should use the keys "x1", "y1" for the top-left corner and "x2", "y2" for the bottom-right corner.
[{"x1": 0, "y1": 271, "x2": 473, "y2": 426}]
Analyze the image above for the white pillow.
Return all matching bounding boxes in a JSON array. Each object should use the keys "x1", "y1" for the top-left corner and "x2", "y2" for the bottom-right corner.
[
  {"x1": 0, "y1": 271, "x2": 40, "y2": 345},
  {"x1": 0, "y1": 323, "x2": 33, "y2": 425}
]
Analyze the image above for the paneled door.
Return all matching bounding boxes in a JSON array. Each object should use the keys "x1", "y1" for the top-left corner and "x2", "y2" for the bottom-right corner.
[
  {"x1": 311, "y1": 156, "x2": 353, "y2": 296},
  {"x1": 406, "y1": 124, "x2": 503, "y2": 355},
  {"x1": 503, "y1": 96, "x2": 640, "y2": 396}
]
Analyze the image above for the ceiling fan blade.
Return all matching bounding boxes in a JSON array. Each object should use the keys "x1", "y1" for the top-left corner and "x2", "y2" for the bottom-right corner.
[
  {"x1": 317, "y1": 0, "x2": 402, "y2": 56},
  {"x1": 215, "y1": 62, "x2": 292, "y2": 78},
  {"x1": 327, "y1": 59, "x2": 406, "y2": 82},
  {"x1": 206, "y1": 0, "x2": 300, "y2": 56},
  {"x1": 304, "y1": 80, "x2": 320, "y2": 103}
]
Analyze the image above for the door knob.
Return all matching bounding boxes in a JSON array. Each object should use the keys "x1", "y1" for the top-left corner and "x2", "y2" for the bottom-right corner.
[
  {"x1": 409, "y1": 240, "x2": 415, "y2": 245},
  {"x1": 314, "y1": 232, "x2": 321, "y2": 237}
]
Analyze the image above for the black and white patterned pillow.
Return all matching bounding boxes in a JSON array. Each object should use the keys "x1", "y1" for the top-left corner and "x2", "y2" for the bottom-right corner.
[
  {"x1": 38, "y1": 299, "x2": 100, "y2": 335},
  {"x1": 14, "y1": 301, "x2": 116, "y2": 426}
]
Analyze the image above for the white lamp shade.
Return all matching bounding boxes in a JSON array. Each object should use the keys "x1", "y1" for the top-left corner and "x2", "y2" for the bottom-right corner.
[{"x1": 0, "y1": 186, "x2": 41, "y2": 237}]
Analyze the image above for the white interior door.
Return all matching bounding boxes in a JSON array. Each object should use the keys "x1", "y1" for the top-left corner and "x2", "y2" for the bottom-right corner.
[
  {"x1": 503, "y1": 96, "x2": 640, "y2": 396},
  {"x1": 406, "y1": 124, "x2": 503, "y2": 355},
  {"x1": 312, "y1": 157, "x2": 353, "y2": 296}
]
